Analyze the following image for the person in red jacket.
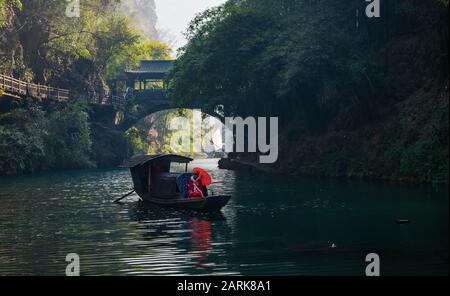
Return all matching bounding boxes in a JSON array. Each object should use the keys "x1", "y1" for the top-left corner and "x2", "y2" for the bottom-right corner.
[{"x1": 188, "y1": 171, "x2": 205, "y2": 198}]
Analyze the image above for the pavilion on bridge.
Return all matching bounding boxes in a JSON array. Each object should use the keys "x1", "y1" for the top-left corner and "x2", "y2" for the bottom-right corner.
[{"x1": 109, "y1": 60, "x2": 174, "y2": 98}]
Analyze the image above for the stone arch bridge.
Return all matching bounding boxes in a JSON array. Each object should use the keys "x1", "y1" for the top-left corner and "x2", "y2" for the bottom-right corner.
[{"x1": 0, "y1": 60, "x2": 222, "y2": 130}]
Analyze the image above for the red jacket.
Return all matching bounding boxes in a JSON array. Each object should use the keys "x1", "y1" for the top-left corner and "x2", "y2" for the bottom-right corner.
[{"x1": 188, "y1": 176, "x2": 204, "y2": 198}]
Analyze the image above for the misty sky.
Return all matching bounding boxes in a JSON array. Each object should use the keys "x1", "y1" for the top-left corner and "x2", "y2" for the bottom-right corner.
[{"x1": 154, "y1": 0, "x2": 227, "y2": 52}]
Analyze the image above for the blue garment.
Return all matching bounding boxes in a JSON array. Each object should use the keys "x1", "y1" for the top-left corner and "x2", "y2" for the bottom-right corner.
[{"x1": 176, "y1": 173, "x2": 192, "y2": 198}]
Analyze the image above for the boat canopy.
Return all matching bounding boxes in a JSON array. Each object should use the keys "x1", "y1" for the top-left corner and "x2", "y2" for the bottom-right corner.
[
  {"x1": 121, "y1": 154, "x2": 193, "y2": 198},
  {"x1": 120, "y1": 154, "x2": 193, "y2": 168}
]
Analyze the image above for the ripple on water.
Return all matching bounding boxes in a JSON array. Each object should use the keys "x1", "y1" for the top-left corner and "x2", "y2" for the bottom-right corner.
[{"x1": 0, "y1": 161, "x2": 448, "y2": 275}]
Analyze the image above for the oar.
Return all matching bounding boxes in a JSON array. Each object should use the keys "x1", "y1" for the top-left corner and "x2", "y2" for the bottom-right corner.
[{"x1": 114, "y1": 189, "x2": 136, "y2": 203}]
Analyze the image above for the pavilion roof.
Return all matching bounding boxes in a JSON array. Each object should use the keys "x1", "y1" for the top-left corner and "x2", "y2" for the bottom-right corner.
[{"x1": 125, "y1": 60, "x2": 174, "y2": 75}]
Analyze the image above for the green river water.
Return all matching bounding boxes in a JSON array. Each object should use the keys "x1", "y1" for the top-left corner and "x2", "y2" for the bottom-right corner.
[{"x1": 0, "y1": 159, "x2": 448, "y2": 275}]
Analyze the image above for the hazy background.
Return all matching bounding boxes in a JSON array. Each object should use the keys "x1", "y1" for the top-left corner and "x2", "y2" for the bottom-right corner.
[{"x1": 155, "y1": 0, "x2": 227, "y2": 52}]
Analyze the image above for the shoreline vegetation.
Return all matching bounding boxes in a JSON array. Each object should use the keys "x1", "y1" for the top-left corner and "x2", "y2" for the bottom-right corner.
[
  {"x1": 169, "y1": 0, "x2": 449, "y2": 185},
  {"x1": 1, "y1": 0, "x2": 449, "y2": 185},
  {"x1": 0, "y1": 0, "x2": 169, "y2": 175}
]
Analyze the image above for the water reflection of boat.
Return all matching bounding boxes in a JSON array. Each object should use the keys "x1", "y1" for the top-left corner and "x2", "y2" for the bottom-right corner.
[
  {"x1": 130, "y1": 202, "x2": 225, "y2": 270},
  {"x1": 188, "y1": 217, "x2": 212, "y2": 268},
  {"x1": 121, "y1": 155, "x2": 231, "y2": 211},
  {"x1": 135, "y1": 201, "x2": 227, "y2": 222}
]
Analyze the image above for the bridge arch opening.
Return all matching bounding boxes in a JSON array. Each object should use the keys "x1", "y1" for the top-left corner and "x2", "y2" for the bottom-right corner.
[{"x1": 125, "y1": 108, "x2": 227, "y2": 159}]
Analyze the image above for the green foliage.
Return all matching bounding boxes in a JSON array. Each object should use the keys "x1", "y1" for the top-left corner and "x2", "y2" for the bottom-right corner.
[
  {"x1": 139, "y1": 40, "x2": 172, "y2": 60},
  {"x1": 0, "y1": 0, "x2": 21, "y2": 27},
  {"x1": 1, "y1": 0, "x2": 171, "y2": 87},
  {"x1": 1, "y1": 0, "x2": 171, "y2": 175},
  {"x1": 125, "y1": 127, "x2": 147, "y2": 156},
  {"x1": 45, "y1": 102, "x2": 93, "y2": 170},
  {"x1": 0, "y1": 126, "x2": 45, "y2": 175},
  {"x1": 34, "y1": 2, "x2": 143, "y2": 85},
  {"x1": 169, "y1": 4, "x2": 275, "y2": 116},
  {"x1": 168, "y1": 0, "x2": 448, "y2": 183},
  {"x1": 0, "y1": 104, "x2": 46, "y2": 175},
  {"x1": 0, "y1": 101, "x2": 93, "y2": 175},
  {"x1": 168, "y1": 0, "x2": 376, "y2": 127},
  {"x1": 106, "y1": 38, "x2": 172, "y2": 79}
]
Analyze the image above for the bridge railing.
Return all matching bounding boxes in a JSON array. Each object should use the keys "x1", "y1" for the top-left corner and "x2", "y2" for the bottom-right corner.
[
  {"x1": 1, "y1": 74, "x2": 70, "y2": 101},
  {"x1": 1, "y1": 74, "x2": 129, "y2": 109}
]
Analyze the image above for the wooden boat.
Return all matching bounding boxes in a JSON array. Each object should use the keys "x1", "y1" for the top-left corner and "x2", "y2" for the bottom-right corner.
[{"x1": 121, "y1": 154, "x2": 231, "y2": 211}]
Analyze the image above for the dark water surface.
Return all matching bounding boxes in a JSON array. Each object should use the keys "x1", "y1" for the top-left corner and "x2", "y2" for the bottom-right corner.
[{"x1": 0, "y1": 159, "x2": 448, "y2": 275}]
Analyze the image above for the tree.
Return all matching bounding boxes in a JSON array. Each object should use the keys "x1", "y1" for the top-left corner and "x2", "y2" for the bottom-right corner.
[
  {"x1": 0, "y1": 0, "x2": 21, "y2": 28},
  {"x1": 168, "y1": 0, "x2": 382, "y2": 130},
  {"x1": 105, "y1": 39, "x2": 172, "y2": 79},
  {"x1": 45, "y1": 102, "x2": 93, "y2": 169}
]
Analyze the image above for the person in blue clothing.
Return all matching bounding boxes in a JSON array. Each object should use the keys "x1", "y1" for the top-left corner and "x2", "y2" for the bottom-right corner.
[{"x1": 176, "y1": 173, "x2": 192, "y2": 198}]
